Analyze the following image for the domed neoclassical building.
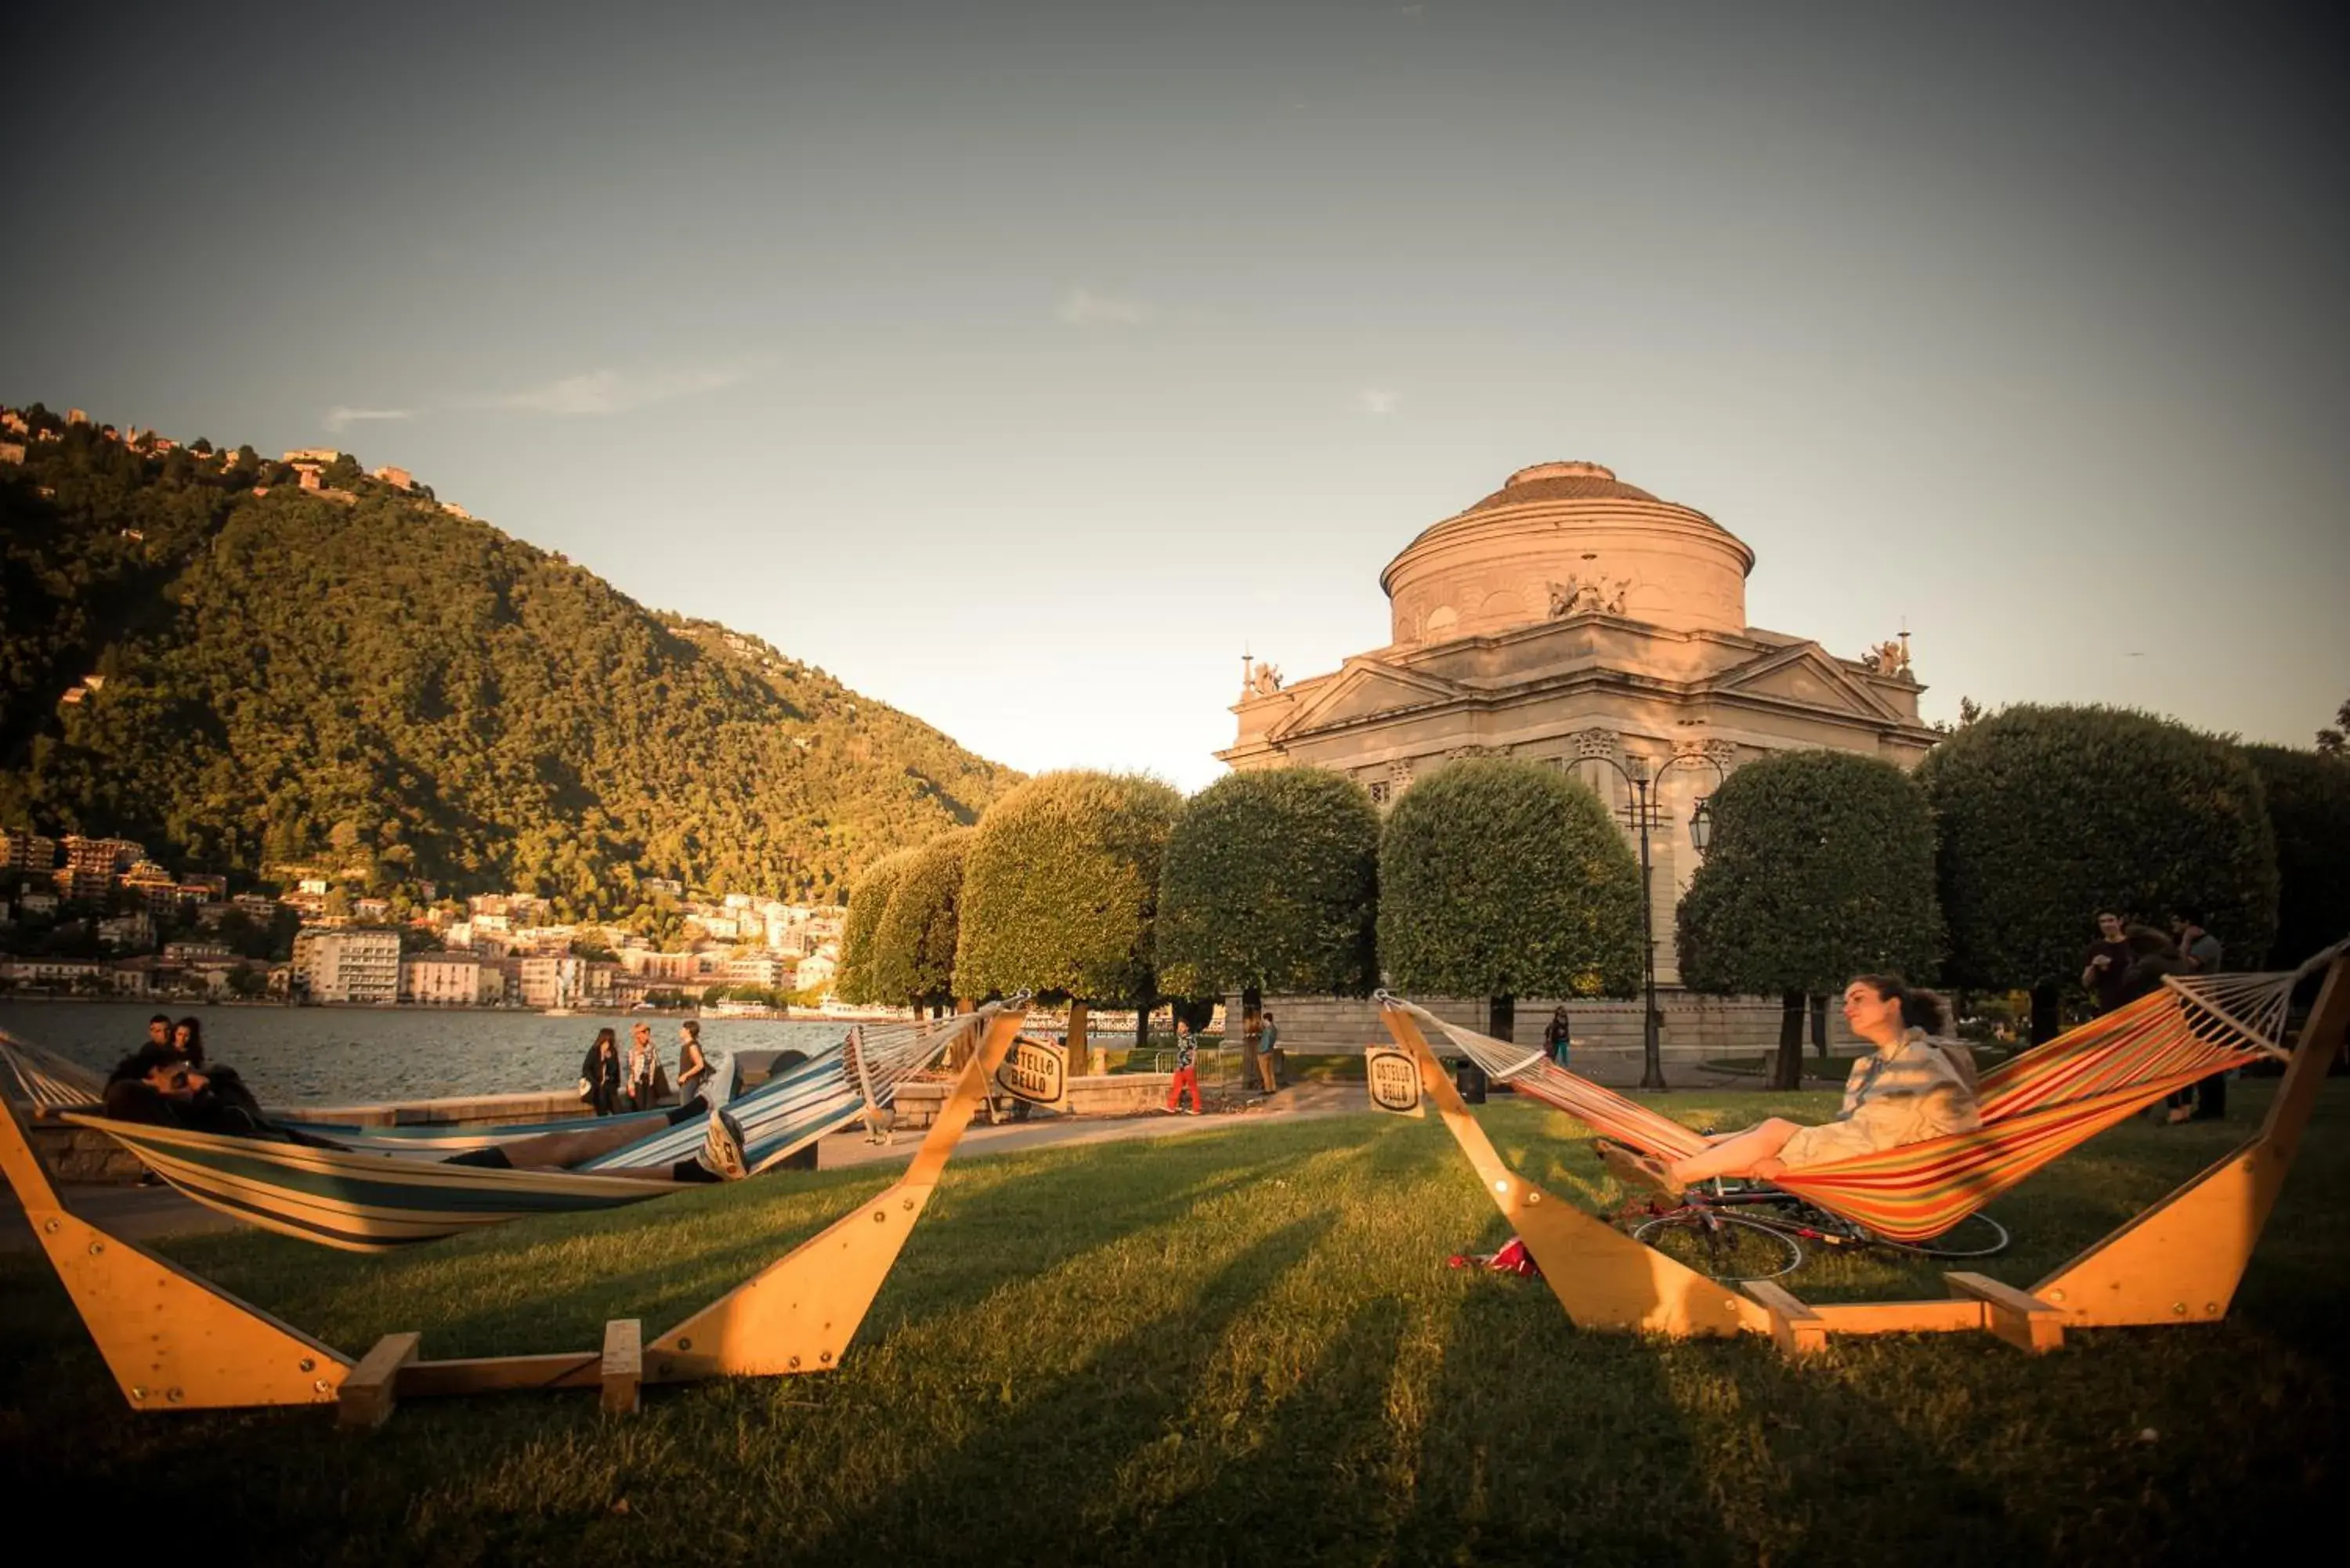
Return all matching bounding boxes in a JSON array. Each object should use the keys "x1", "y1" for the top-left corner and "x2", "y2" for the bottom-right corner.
[{"x1": 1220, "y1": 461, "x2": 1940, "y2": 1060}]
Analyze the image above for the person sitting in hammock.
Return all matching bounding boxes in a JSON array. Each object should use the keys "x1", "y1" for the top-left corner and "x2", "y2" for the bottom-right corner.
[
  {"x1": 1601, "y1": 975, "x2": 1979, "y2": 1197},
  {"x1": 100, "y1": 1046, "x2": 749, "y2": 1183}
]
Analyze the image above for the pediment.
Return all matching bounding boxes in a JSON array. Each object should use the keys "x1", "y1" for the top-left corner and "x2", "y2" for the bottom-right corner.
[
  {"x1": 1708, "y1": 643, "x2": 1900, "y2": 721},
  {"x1": 1271, "y1": 658, "x2": 1466, "y2": 739}
]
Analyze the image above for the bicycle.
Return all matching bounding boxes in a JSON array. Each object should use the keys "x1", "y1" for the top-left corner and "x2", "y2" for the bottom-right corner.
[{"x1": 1622, "y1": 1180, "x2": 2010, "y2": 1283}]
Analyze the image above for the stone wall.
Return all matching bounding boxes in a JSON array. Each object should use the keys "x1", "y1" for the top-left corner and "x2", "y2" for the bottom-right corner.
[
  {"x1": 31, "y1": 1123, "x2": 148, "y2": 1183},
  {"x1": 1231, "y1": 992, "x2": 1856, "y2": 1068}
]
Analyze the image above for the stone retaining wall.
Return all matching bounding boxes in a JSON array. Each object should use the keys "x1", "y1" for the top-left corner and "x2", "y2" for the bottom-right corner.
[
  {"x1": 891, "y1": 1072, "x2": 1177, "y2": 1129},
  {"x1": 1225, "y1": 992, "x2": 1857, "y2": 1064}
]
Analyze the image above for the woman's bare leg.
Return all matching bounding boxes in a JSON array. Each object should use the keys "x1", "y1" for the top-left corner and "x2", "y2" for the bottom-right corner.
[
  {"x1": 1666, "y1": 1118, "x2": 1802, "y2": 1184},
  {"x1": 490, "y1": 1117, "x2": 668, "y2": 1169}
]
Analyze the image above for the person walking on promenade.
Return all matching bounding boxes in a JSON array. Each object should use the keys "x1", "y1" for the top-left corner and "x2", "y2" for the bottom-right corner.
[
  {"x1": 676, "y1": 1018, "x2": 714, "y2": 1107},
  {"x1": 2171, "y1": 908, "x2": 2229, "y2": 1121},
  {"x1": 2081, "y1": 911, "x2": 2134, "y2": 1016},
  {"x1": 1249, "y1": 1011, "x2": 1280, "y2": 1093},
  {"x1": 1542, "y1": 1006, "x2": 1574, "y2": 1068},
  {"x1": 581, "y1": 1028, "x2": 624, "y2": 1117},
  {"x1": 626, "y1": 1021, "x2": 662, "y2": 1111},
  {"x1": 1165, "y1": 1021, "x2": 1203, "y2": 1115}
]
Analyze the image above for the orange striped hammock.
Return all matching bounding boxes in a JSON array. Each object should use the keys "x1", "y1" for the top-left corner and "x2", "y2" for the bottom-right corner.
[{"x1": 1385, "y1": 966, "x2": 2307, "y2": 1244}]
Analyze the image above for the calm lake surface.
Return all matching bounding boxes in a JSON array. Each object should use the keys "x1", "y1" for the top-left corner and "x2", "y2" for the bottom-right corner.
[{"x1": 0, "y1": 1000, "x2": 863, "y2": 1106}]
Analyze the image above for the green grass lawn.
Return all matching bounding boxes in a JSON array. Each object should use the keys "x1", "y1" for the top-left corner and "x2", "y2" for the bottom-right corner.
[{"x1": 2, "y1": 1082, "x2": 2343, "y2": 1566}]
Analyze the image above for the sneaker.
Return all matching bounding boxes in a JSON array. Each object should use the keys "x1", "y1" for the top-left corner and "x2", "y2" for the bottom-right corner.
[
  {"x1": 1596, "y1": 1138, "x2": 1685, "y2": 1198},
  {"x1": 696, "y1": 1107, "x2": 749, "y2": 1180}
]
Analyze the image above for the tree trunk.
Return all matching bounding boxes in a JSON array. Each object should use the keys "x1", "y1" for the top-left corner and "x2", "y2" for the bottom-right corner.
[
  {"x1": 1809, "y1": 992, "x2": 1829, "y2": 1058},
  {"x1": 2029, "y1": 983, "x2": 2060, "y2": 1046},
  {"x1": 1771, "y1": 990, "x2": 1806, "y2": 1090},
  {"x1": 1489, "y1": 995, "x2": 1515, "y2": 1042},
  {"x1": 1068, "y1": 1001, "x2": 1093, "y2": 1076},
  {"x1": 1237, "y1": 984, "x2": 1264, "y2": 1094}
]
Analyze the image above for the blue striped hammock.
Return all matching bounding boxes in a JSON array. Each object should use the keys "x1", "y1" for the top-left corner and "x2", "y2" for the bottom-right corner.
[
  {"x1": 50, "y1": 1015, "x2": 979, "y2": 1252},
  {"x1": 2, "y1": 1028, "x2": 652, "y2": 1154}
]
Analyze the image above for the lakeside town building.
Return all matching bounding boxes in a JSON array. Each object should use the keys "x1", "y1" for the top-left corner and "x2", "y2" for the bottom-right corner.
[
  {"x1": 1223, "y1": 460, "x2": 1941, "y2": 1060},
  {"x1": 291, "y1": 927, "x2": 402, "y2": 1005}
]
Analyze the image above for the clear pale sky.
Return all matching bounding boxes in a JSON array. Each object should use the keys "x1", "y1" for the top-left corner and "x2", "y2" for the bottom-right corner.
[{"x1": 7, "y1": 2, "x2": 2344, "y2": 789}]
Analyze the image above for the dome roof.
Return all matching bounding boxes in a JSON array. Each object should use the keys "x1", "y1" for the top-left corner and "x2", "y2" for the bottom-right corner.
[
  {"x1": 1459, "y1": 461, "x2": 1660, "y2": 512},
  {"x1": 1379, "y1": 458, "x2": 1754, "y2": 644}
]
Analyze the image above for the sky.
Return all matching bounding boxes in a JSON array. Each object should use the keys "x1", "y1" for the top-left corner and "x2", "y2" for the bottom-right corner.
[{"x1": 5, "y1": 1, "x2": 2345, "y2": 790}]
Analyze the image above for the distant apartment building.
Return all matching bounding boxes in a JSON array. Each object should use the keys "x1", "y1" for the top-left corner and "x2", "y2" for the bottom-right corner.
[
  {"x1": 0, "y1": 957, "x2": 102, "y2": 988},
  {"x1": 119, "y1": 859, "x2": 183, "y2": 914},
  {"x1": 163, "y1": 941, "x2": 235, "y2": 963},
  {"x1": 0, "y1": 443, "x2": 24, "y2": 466},
  {"x1": 281, "y1": 447, "x2": 337, "y2": 464},
  {"x1": 62, "y1": 834, "x2": 144, "y2": 877},
  {"x1": 402, "y1": 952, "x2": 502, "y2": 1006},
  {"x1": 515, "y1": 955, "x2": 585, "y2": 1010},
  {"x1": 725, "y1": 956, "x2": 794, "y2": 990},
  {"x1": 793, "y1": 951, "x2": 837, "y2": 991},
  {"x1": 292, "y1": 927, "x2": 402, "y2": 1003},
  {"x1": 96, "y1": 912, "x2": 156, "y2": 949},
  {"x1": 370, "y1": 465, "x2": 412, "y2": 490},
  {"x1": 0, "y1": 829, "x2": 57, "y2": 873}
]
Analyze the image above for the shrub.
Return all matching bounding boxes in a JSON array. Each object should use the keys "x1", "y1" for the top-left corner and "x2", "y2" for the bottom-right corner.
[
  {"x1": 867, "y1": 829, "x2": 973, "y2": 1008},
  {"x1": 835, "y1": 847, "x2": 920, "y2": 1005},
  {"x1": 953, "y1": 771, "x2": 1184, "y2": 1006},
  {"x1": 1378, "y1": 757, "x2": 1643, "y2": 1035},
  {"x1": 1919, "y1": 706, "x2": 2279, "y2": 1030},
  {"x1": 1155, "y1": 768, "x2": 1380, "y2": 1001},
  {"x1": 2240, "y1": 746, "x2": 2350, "y2": 966},
  {"x1": 1677, "y1": 750, "x2": 1943, "y2": 1086}
]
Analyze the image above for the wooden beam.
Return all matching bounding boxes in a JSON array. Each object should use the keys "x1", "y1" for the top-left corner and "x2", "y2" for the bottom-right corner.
[
  {"x1": 2034, "y1": 953, "x2": 2350, "y2": 1328},
  {"x1": 601, "y1": 1319, "x2": 642, "y2": 1414},
  {"x1": 645, "y1": 1003, "x2": 1029, "y2": 1382},
  {"x1": 398, "y1": 1353, "x2": 601, "y2": 1398},
  {"x1": 1742, "y1": 1279, "x2": 1827, "y2": 1357},
  {"x1": 1378, "y1": 1003, "x2": 1769, "y2": 1339},
  {"x1": 338, "y1": 1332, "x2": 421, "y2": 1431},
  {"x1": 1947, "y1": 1272, "x2": 2065, "y2": 1353},
  {"x1": 1806, "y1": 1299, "x2": 1987, "y2": 1335}
]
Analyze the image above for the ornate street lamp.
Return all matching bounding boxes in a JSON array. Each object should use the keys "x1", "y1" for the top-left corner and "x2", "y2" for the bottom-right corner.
[{"x1": 1572, "y1": 748, "x2": 1727, "y2": 1090}]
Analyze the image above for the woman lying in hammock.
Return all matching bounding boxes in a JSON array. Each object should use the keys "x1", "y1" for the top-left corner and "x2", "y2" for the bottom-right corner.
[
  {"x1": 1601, "y1": 975, "x2": 1979, "y2": 1197},
  {"x1": 100, "y1": 1045, "x2": 750, "y2": 1183}
]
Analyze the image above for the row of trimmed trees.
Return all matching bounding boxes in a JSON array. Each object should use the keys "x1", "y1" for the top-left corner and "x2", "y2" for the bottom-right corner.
[{"x1": 837, "y1": 706, "x2": 2349, "y2": 1075}]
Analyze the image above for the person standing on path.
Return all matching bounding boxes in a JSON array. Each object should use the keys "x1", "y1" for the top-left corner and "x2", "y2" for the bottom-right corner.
[
  {"x1": 626, "y1": 1022, "x2": 661, "y2": 1111},
  {"x1": 676, "y1": 1018, "x2": 713, "y2": 1107},
  {"x1": 2080, "y1": 911, "x2": 2135, "y2": 1015},
  {"x1": 1542, "y1": 1006, "x2": 1574, "y2": 1068},
  {"x1": 1253, "y1": 1011, "x2": 1281, "y2": 1093},
  {"x1": 580, "y1": 1028, "x2": 624, "y2": 1117},
  {"x1": 1165, "y1": 1021, "x2": 1203, "y2": 1115},
  {"x1": 2172, "y1": 909, "x2": 2229, "y2": 1122}
]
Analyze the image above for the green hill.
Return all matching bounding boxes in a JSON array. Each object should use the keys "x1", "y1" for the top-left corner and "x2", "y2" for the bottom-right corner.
[{"x1": 0, "y1": 407, "x2": 1019, "y2": 916}]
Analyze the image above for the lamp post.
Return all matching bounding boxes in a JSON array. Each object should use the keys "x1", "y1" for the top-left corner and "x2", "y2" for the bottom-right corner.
[{"x1": 1572, "y1": 749, "x2": 1726, "y2": 1090}]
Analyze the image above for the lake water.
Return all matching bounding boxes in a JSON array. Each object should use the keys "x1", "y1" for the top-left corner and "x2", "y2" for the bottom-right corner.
[{"x1": 0, "y1": 1001, "x2": 864, "y2": 1107}]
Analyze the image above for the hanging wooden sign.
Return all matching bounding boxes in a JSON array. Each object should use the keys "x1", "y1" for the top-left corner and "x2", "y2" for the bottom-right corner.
[
  {"x1": 1365, "y1": 1047, "x2": 1424, "y2": 1117},
  {"x1": 995, "y1": 1035, "x2": 1068, "y2": 1108}
]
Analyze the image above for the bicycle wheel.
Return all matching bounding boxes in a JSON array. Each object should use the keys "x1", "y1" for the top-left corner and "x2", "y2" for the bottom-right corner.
[
  {"x1": 1633, "y1": 1212, "x2": 1805, "y2": 1282},
  {"x1": 1873, "y1": 1211, "x2": 2011, "y2": 1259}
]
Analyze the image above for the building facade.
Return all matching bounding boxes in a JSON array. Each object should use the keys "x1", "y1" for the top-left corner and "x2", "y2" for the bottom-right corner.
[
  {"x1": 292, "y1": 927, "x2": 403, "y2": 1004},
  {"x1": 1221, "y1": 460, "x2": 1941, "y2": 1060},
  {"x1": 401, "y1": 953, "x2": 502, "y2": 1006}
]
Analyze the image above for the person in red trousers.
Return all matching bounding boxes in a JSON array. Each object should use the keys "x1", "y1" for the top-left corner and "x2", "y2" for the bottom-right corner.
[{"x1": 1164, "y1": 1021, "x2": 1202, "y2": 1115}]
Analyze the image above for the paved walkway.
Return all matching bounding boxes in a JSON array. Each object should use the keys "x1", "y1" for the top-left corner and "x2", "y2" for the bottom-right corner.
[{"x1": 0, "y1": 1082, "x2": 1371, "y2": 1255}]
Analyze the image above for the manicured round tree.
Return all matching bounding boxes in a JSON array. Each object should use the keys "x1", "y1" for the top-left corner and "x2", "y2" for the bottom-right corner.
[
  {"x1": 2241, "y1": 746, "x2": 2350, "y2": 967},
  {"x1": 1920, "y1": 705, "x2": 2280, "y2": 1041},
  {"x1": 1156, "y1": 768, "x2": 1382, "y2": 1082},
  {"x1": 834, "y1": 847, "x2": 920, "y2": 1006},
  {"x1": 868, "y1": 829, "x2": 973, "y2": 1011},
  {"x1": 1378, "y1": 758, "x2": 1643, "y2": 1045},
  {"x1": 1676, "y1": 750, "x2": 1943, "y2": 1088},
  {"x1": 953, "y1": 770, "x2": 1184, "y2": 1060}
]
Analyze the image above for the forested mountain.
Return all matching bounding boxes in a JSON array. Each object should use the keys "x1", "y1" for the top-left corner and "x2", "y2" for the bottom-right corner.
[{"x1": 0, "y1": 408, "x2": 1019, "y2": 916}]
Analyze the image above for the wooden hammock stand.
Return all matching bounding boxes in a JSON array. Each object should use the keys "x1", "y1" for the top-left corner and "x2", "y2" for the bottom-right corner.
[
  {"x1": 0, "y1": 1003, "x2": 1029, "y2": 1426},
  {"x1": 1378, "y1": 952, "x2": 2349, "y2": 1356}
]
